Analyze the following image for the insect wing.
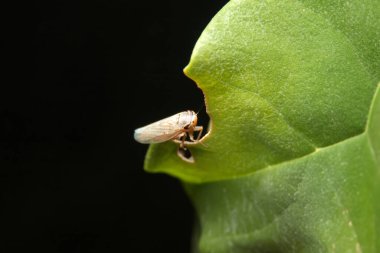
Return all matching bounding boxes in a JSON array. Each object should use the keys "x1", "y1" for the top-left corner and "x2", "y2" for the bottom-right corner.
[{"x1": 134, "y1": 113, "x2": 183, "y2": 144}]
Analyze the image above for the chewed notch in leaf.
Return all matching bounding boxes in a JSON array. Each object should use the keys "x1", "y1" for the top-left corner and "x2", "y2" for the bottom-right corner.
[{"x1": 145, "y1": 0, "x2": 380, "y2": 184}]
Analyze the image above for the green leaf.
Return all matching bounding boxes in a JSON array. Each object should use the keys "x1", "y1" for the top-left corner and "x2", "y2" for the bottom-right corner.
[
  {"x1": 185, "y1": 86, "x2": 380, "y2": 252},
  {"x1": 145, "y1": 0, "x2": 380, "y2": 183},
  {"x1": 143, "y1": 0, "x2": 380, "y2": 252}
]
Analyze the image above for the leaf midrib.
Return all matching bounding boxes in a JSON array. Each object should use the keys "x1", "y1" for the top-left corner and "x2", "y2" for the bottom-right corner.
[{"x1": 219, "y1": 132, "x2": 367, "y2": 182}]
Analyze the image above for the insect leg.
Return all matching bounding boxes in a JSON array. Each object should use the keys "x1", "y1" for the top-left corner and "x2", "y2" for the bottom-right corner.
[
  {"x1": 180, "y1": 132, "x2": 187, "y2": 148},
  {"x1": 172, "y1": 137, "x2": 196, "y2": 146},
  {"x1": 173, "y1": 126, "x2": 203, "y2": 145},
  {"x1": 193, "y1": 126, "x2": 203, "y2": 141},
  {"x1": 173, "y1": 132, "x2": 186, "y2": 148},
  {"x1": 188, "y1": 126, "x2": 203, "y2": 142}
]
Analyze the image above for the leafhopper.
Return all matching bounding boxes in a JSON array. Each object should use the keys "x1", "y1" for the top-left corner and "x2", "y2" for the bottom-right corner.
[{"x1": 134, "y1": 110, "x2": 203, "y2": 162}]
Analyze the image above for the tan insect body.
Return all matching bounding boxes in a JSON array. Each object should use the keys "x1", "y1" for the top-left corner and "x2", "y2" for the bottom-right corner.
[{"x1": 134, "y1": 110, "x2": 203, "y2": 148}]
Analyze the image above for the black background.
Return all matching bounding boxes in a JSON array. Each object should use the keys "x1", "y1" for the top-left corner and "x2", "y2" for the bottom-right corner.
[{"x1": 1, "y1": 1, "x2": 228, "y2": 252}]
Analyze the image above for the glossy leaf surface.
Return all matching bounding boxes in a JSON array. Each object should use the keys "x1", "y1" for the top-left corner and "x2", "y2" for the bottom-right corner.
[{"x1": 144, "y1": 0, "x2": 380, "y2": 252}]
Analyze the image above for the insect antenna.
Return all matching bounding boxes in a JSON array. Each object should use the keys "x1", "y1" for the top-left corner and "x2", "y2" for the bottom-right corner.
[{"x1": 196, "y1": 104, "x2": 204, "y2": 115}]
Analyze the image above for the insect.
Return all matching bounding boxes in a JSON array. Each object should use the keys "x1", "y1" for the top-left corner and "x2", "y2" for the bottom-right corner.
[{"x1": 134, "y1": 110, "x2": 203, "y2": 162}]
